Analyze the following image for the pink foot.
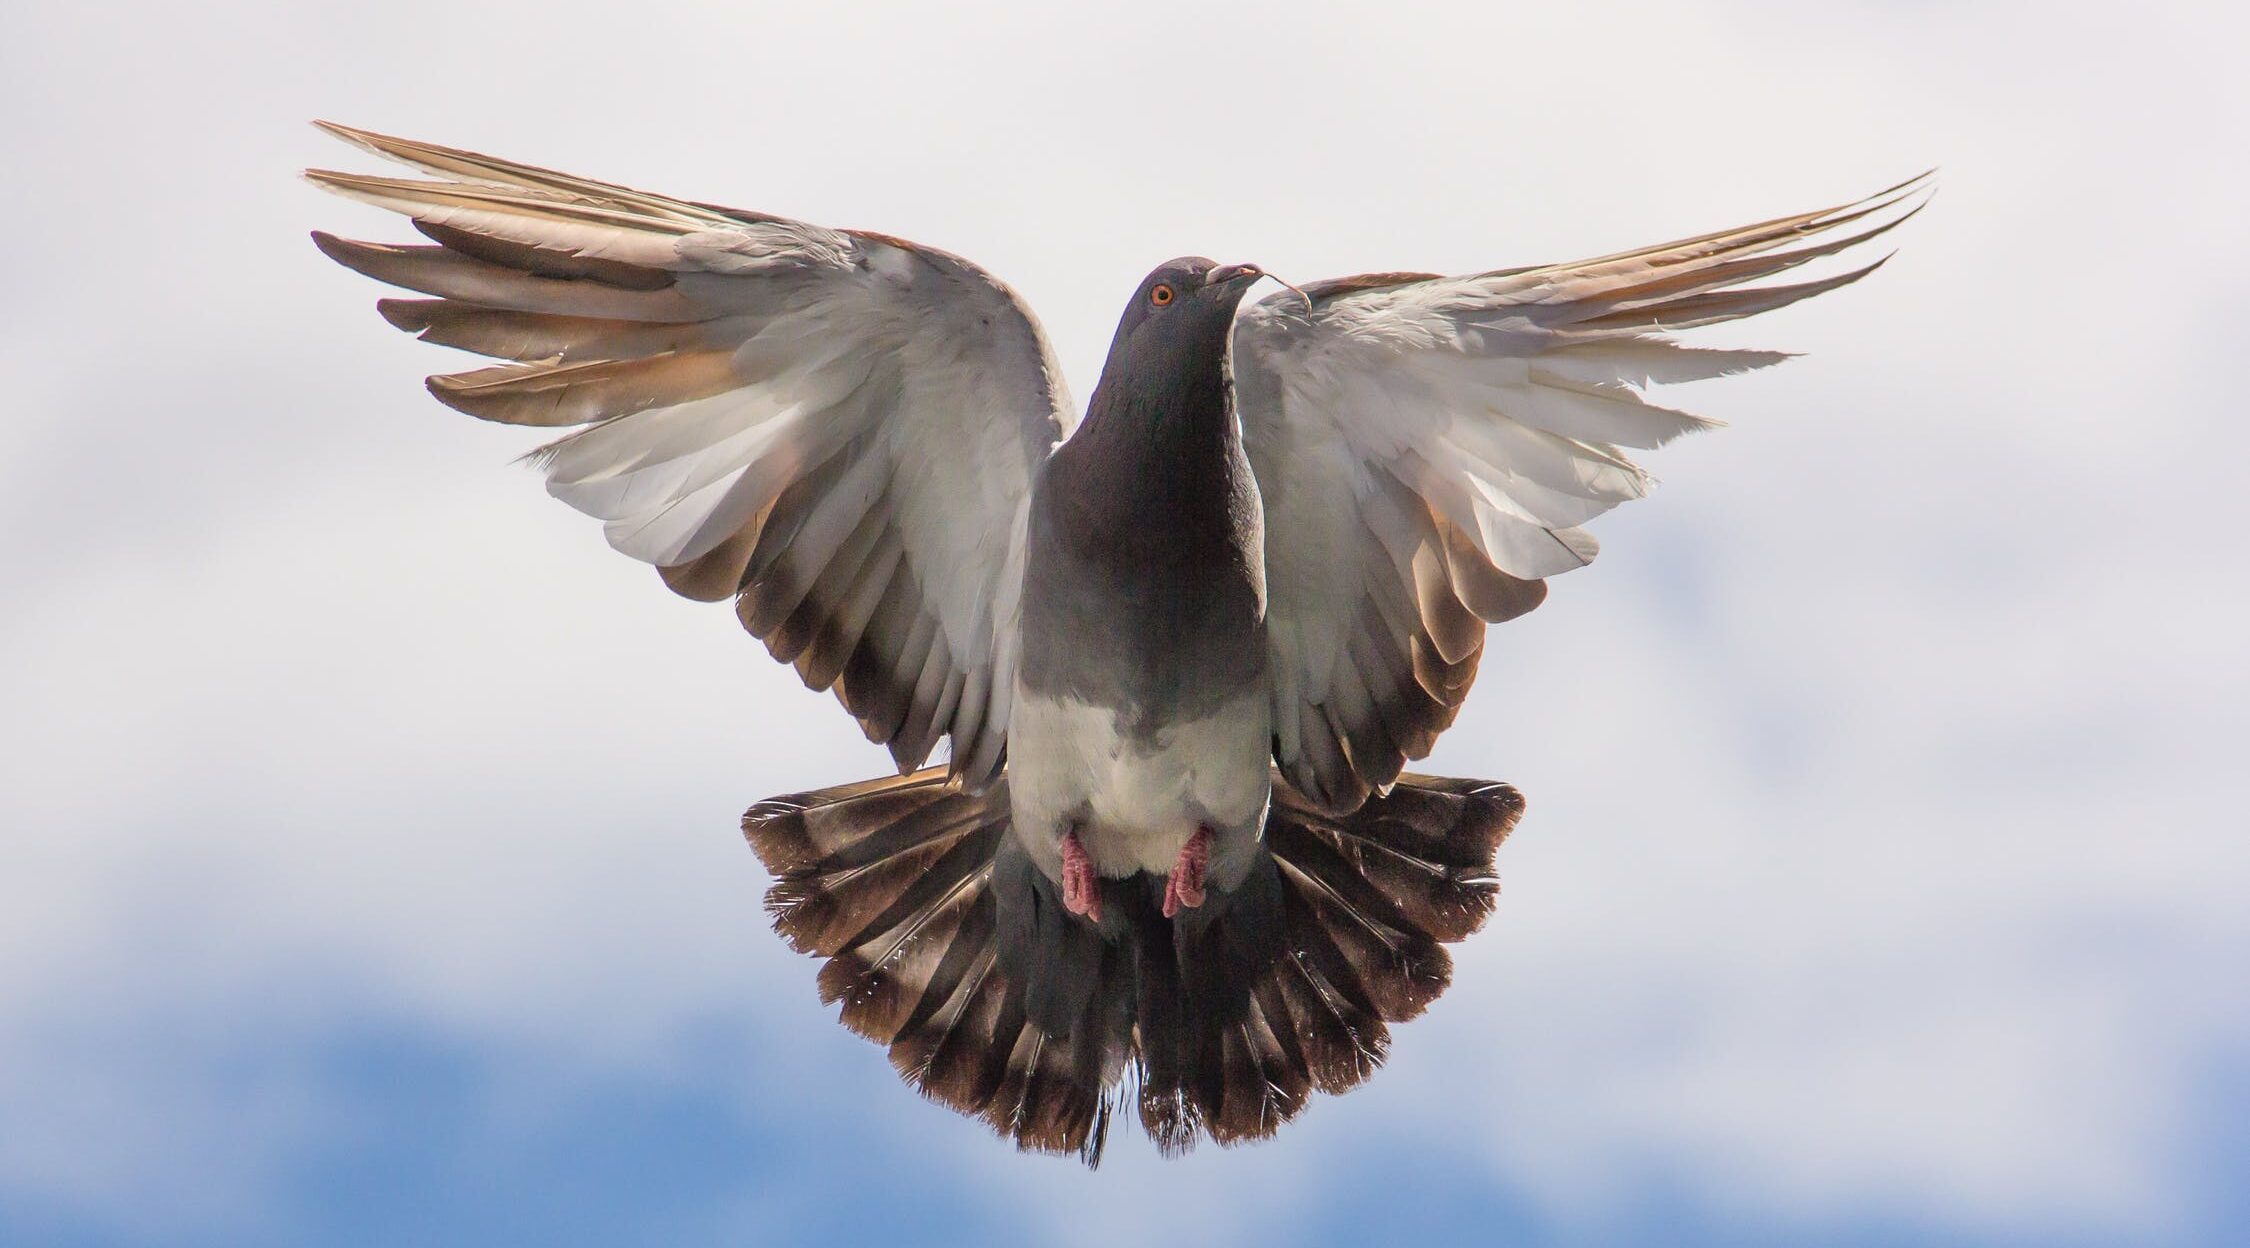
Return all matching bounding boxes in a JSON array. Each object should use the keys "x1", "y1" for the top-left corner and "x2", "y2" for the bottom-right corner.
[
  {"x1": 1061, "y1": 829, "x2": 1102, "y2": 922},
  {"x1": 1162, "y1": 826, "x2": 1212, "y2": 918}
]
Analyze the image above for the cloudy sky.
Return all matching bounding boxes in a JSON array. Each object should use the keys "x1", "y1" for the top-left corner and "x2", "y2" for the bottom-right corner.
[{"x1": 4, "y1": 2, "x2": 2245, "y2": 1245}]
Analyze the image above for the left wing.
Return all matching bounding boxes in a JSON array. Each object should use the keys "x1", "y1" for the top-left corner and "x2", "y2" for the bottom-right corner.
[
  {"x1": 1234, "y1": 175, "x2": 1929, "y2": 811},
  {"x1": 307, "y1": 123, "x2": 1077, "y2": 786}
]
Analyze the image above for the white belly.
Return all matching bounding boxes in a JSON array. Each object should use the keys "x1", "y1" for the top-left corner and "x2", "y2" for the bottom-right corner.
[{"x1": 1008, "y1": 687, "x2": 1271, "y2": 876}]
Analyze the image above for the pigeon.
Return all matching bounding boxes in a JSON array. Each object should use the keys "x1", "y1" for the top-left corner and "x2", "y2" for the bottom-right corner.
[{"x1": 307, "y1": 122, "x2": 1925, "y2": 1164}]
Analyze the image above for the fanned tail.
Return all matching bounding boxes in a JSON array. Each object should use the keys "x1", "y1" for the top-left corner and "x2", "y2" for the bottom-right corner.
[
  {"x1": 743, "y1": 768, "x2": 1130, "y2": 1163},
  {"x1": 743, "y1": 768, "x2": 1523, "y2": 1163},
  {"x1": 1132, "y1": 773, "x2": 1524, "y2": 1151}
]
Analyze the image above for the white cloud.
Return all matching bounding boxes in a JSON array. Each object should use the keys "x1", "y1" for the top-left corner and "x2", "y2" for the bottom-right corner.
[{"x1": 1, "y1": 0, "x2": 2244, "y2": 1241}]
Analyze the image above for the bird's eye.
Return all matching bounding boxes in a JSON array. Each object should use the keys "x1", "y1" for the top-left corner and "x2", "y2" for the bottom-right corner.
[{"x1": 1149, "y1": 283, "x2": 1175, "y2": 307}]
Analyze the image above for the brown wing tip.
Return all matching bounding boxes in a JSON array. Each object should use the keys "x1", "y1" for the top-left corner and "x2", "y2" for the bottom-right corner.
[
  {"x1": 374, "y1": 297, "x2": 437, "y2": 334},
  {"x1": 420, "y1": 372, "x2": 491, "y2": 419},
  {"x1": 310, "y1": 119, "x2": 443, "y2": 169},
  {"x1": 308, "y1": 119, "x2": 379, "y2": 165},
  {"x1": 301, "y1": 167, "x2": 385, "y2": 201},
  {"x1": 307, "y1": 230, "x2": 404, "y2": 279}
]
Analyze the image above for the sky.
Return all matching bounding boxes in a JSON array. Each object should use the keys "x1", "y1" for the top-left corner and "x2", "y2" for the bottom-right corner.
[{"x1": 3, "y1": 2, "x2": 2246, "y2": 1245}]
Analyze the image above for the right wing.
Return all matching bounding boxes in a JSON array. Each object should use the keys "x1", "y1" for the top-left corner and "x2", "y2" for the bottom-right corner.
[
  {"x1": 307, "y1": 123, "x2": 1075, "y2": 786},
  {"x1": 1235, "y1": 176, "x2": 1928, "y2": 810}
]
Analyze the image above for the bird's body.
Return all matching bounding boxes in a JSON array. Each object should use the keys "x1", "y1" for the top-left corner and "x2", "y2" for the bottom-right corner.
[
  {"x1": 308, "y1": 122, "x2": 1923, "y2": 1163},
  {"x1": 1014, "y1": 259, "x2": 1271, "y2": 898}
]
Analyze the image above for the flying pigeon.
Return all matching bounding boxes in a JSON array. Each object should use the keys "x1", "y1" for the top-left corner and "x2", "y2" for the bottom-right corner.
[{"x1": 307, "y1": 122, "x2": 1924, "y2": 1164}]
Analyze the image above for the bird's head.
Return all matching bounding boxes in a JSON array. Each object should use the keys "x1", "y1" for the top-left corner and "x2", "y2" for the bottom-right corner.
[{"x1": 1095, "y1": 257, "x2": 1267, "y2": 390}]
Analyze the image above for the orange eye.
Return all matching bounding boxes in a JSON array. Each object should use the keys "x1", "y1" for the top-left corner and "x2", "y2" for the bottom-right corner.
[{"x1": 1150, "y1": 283, "x2": 1175, "y2": 306}]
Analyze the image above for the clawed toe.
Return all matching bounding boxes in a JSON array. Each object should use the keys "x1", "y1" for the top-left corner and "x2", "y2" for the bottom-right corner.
[
  {"x1": 1061, "y1": 829, "x2": 1102, "y2": 922},
  {"x1": 1162, "y1": 826, "x2": 1212, "y2": 918}
]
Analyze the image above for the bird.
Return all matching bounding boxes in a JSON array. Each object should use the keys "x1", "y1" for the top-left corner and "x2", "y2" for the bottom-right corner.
[{"x1": 306, "y1": 121, "x2": 1925, "y2": 1165}]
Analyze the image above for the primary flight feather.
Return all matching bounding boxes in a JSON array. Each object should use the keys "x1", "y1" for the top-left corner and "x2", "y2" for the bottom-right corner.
[{"x1": 308, "y1": 121, "x2": 1924, "y2": 1163}]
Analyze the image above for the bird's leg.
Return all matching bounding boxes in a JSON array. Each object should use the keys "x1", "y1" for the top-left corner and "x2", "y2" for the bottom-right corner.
[
  {"x1": 1162, "y1": 825, "x2": 1212, "y2": 918},
  {"x1": 1061, "y1": 827, "x2": 1102, "y2": 922}
]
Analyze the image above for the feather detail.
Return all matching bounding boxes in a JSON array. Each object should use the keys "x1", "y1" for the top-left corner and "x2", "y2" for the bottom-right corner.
[
  {"x1": 311, "y1": 119, "x2": 751, "y2": 228},
  {"x1": 425, "y1": 350, "x2": 743, "y2": 427},
  {"x1": 310, "y1": 232, "x2": 705, "y2": 321},
  {"x1": 377, "y1": 298, "x2": 721, "y2": 363}
]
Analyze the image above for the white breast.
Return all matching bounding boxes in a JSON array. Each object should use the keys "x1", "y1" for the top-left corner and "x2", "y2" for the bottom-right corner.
[{"x1": 1007, "y1": 687, "x2": 1272, "y2": 876}]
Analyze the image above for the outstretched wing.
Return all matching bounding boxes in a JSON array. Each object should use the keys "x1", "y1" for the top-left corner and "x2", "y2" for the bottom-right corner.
[
  {"x1": 1235, "y1": 174, "x2": 1929, "y2": 811},
  {"x1": 308, "y1": 123, "x2": 1075, "y2": 787}
]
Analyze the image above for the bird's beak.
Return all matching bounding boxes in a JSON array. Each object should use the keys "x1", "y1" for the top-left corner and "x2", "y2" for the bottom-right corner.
[{"x1": 1205, "y1": 263, "x2": 1264, "y2": 288}]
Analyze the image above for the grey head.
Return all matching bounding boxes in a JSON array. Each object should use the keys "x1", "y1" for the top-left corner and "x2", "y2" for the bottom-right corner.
[{"x1": 1087, "y1": 257, "x2": 1266, "y2": 415}]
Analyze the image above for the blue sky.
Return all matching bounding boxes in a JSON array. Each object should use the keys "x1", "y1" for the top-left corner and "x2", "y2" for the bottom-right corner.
[{"x1": 3, "y1": 2, "x2": 2245, "y2": 1245}]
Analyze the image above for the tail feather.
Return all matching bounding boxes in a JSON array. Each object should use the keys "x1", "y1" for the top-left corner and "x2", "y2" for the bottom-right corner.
[
  {"x1": 814, "y1": 823, "x2": 999, "y2": 1046},
  {"x1": 742, "y1": 766, "x2": 1524, "y2": 1164},
  {"x1": 1269, "y1": 830, "x2": 1453, "y2": 1022},
  {"x1": 1287, "y1": 775, "x2": 1515, "y2": 943},
  {"x1": 1274, "y1": 880, "x2": 1395, "y2": 1093},
  {"x1": 746, "y1": 769, "x2": 1127, "y2": 1164}
]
